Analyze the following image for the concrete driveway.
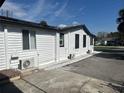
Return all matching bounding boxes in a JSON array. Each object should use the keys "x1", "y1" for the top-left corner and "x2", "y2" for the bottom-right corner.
[
  {"x1": 0, "y1": 69, "x2": 120, "y2": 93},
  {"x1": 63, "y1": 47, "x2": 124, "y2": 85}
]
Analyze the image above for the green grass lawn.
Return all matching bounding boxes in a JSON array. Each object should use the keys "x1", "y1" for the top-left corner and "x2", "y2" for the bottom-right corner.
[{"x1": 94, "y1": 46, "x2": 124, "y2": 52}]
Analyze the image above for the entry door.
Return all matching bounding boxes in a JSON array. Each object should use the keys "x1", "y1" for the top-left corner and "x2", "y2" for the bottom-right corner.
[
  {"x1": 59, "y1": 33, "x2": 69, "y2": 61},
  {"x1": 68, "y1": 32, "x2": 81, "y2": 57},
  {"x1": 0, "y1": 30, "x2": 6, "y2": 70}
]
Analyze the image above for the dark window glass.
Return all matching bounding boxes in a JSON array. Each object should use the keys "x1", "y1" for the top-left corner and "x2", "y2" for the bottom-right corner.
[
  {"x1": 22, "y1": 30, "x2": 29, "y2": 50},
  {"x1": 60, "y1": 33, "x2": 64, "y2": 47},
  {"x1": 83, "y1": 35, "x2": 86, "y2": 47},
  {"x1": 75, "y1": 34, "x2": 79, "y2": 49}
]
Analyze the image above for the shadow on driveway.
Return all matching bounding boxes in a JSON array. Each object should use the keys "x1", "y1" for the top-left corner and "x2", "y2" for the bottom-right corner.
[
  {"x1": 0, "y1": 73, "x2": 22, "y2": 93},
  {"x1": 94, "y1": 52, "x2": 124, "y2": 60},
  {"x1": 107, "y1": 83, "x2": 124, "y2": 93}
]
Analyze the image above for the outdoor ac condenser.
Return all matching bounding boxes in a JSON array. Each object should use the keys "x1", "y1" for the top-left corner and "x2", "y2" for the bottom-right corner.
[
  {"x1": 19, "y1": 58, "x2": 34, "y2": 70},
  {"x1": 87, "y1": 50, "x2": 92, "y2": 54}
]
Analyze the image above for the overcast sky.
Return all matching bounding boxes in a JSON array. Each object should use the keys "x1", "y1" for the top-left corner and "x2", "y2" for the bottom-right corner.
[{"x1": 1, "y1": 0, "x2": 123, "y2": 34}]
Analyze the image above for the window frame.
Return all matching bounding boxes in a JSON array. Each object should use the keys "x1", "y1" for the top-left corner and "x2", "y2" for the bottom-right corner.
[
  {"x1": 22, "y1": 30, "x2": 36, "y2": 50},
  {"x1": 59, "y1": 33, "x2": 64, "y2": 47},
  {"x1": 75, "y1": 34, "x2": 80, "y2": 49}
]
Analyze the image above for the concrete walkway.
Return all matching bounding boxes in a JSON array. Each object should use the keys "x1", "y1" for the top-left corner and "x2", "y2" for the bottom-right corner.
[
  {"x1": 0, "y1": 69, "x2": 120, "y2": 93},
  {"x1": 45, "y1": 54, "x2": 95, "y2": 70}
]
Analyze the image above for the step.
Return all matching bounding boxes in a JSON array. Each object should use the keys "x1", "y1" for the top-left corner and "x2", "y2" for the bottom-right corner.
[{"x1": 0, "y1": 69, "x2": 21, "y2": 85}]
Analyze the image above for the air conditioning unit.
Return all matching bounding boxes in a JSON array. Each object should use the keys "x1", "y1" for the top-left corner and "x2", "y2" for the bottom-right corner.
[
  {"x1": 19, "y1": 58, "x2": 34, "y2": 70},
  {"x1": 68, "y1": 54, "x2": 75, "y2": 59},
  {"x1": 87, "y1": 50, "x2": 92, "y2": 54}
]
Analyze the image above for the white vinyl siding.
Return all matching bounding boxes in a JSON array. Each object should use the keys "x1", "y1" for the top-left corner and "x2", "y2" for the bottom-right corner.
[
  {"x1": 66, "y1": 29, "x2": 90, "y2": 57},
  {"x1": 0, "y1": 23, "x2": 94, "y2": 70},
  {"x1": 5, "y1": 25, "x2": 56, "y2": 69},
  {"x1": 7, "y1": 26, "x2": 37, "y2": 69},
  {"x1": 36, "y1": 30, "x2": 56, "y2": 65},
  {"x1": 0, "y1": 29, "x2": 6, "y2": 70},
  {"x1": 8, "y1": 27, "x2": 22, "y2": 69}
]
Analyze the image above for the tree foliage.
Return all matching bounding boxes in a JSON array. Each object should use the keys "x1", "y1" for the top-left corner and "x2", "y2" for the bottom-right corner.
[
  {"x1": 117, "y1": 9, "x2": 124, "y2": 33},
  {"x1": 40, "y1": 21, "x2": 48, "y2": 26},
  {"x1": 0, "y1": 0, "x2": 5, "y2": 7}
]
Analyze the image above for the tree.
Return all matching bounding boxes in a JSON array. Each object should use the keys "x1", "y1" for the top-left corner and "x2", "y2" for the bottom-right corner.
[
  {"x1": 40, "y1": 21, "x2": 48, "y2": 26},
  {"x1": 117, "y1": 9, "x2": 124, "y2": 33},
  {"x1": 97, "y1": 32, "x2": 108, "y2": 39},
  {"x1": 0, "y1": 0, "x2": 5, "y2": 7}
]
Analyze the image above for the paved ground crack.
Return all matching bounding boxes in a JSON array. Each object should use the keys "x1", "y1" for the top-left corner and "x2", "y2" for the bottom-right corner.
[{"x1": 21, "y1": 78, "x2": 47, "y2": 93}]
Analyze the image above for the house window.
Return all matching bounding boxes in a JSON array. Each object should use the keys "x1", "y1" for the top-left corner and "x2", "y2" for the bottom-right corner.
[
  {"x1": 22, "y1": 30, "x2": 29, "y2": 50},
  {"x1": 83, "y1": 35, "x2": 86, "y2": 47},
  {"x1": 22, "y1": 30, "x2": 36, "y2": 50},
  {"x1": 90, "y1": 37, "x2": 93, "y2": 45},
  {"x1": 60, "y1": 33, "x2": 64, "y2": 47},
  {"x1": 75, "y1": 34, "x2": 79, "y2": 49}
]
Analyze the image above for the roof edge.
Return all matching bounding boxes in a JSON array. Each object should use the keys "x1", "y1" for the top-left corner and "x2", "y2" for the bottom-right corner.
[
  {"x1": 0, "y1": 16, "x2": 58, "y2": 30},
  {"x1": 58, "y1": 24, "x2": 96, "y2": 37},
  {"x1": 0, "y1": 16, "x2": 95, "y2": 37}
]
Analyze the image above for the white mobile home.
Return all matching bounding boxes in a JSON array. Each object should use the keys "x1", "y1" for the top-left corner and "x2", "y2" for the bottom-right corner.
[{"x1": 0, "y1": 16, "x2": 95, "y2": 70}]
